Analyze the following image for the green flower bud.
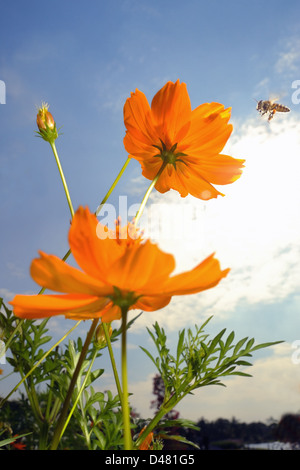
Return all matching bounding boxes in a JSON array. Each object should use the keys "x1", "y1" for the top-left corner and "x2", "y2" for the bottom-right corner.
[{"x1": 95, "y1": 323, "x2": 112, "y2": 348}]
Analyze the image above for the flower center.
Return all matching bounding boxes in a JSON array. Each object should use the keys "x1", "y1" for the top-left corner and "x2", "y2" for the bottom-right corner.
[{"x1": 153, "y1": 139, "x2": 187, "y2": 168}]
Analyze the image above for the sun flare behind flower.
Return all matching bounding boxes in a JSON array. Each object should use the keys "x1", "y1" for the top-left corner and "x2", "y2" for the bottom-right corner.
[
  {"x1": 123, "y1": 80, "x2": 245, "y2": 200},
  {"x1": 9, "y1": 207, "x2": 229, "y2": 323}
]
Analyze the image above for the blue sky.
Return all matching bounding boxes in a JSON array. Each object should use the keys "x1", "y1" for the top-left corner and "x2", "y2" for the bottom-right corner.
[{"x1": 1, "y1": 0, "x2": 300, "y2": 425}]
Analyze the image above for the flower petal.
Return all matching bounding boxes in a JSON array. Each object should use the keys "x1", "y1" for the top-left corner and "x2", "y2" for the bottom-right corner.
[
  {"x1": 181, "y1": 103, "x2": 232, "y2": 154},
  {"x1": 65, "y1": 301, "x2": 122, "y2": 322},
  {"x1": 142, "y1": 254, "x2": 230, "y2": 296},
  {"x1": 107, "y1": 240, "x2": 176, "y2": 291},
  {"x1": 124, "y1": 89, "x2": 158, "y2": 147},
  {"x1": 151, "y1": 80, "x2": 191, "y2": 145},
  {"x1": 188, "y1": 153, "x2": 245, "y2": 186},
  {"x1": 69, "y1": 206, "x2": 125, "y2": 281},
  {"x1": 134, "y1": 294, "x2": 171, "y2": 312},
  {"x1": 153, "y1": 161, "x2": 224, "y2": 199},
  {"x1": 9, "y1": 293, "x2": 107, "y2": 319},
  {"x1": 30, "y1": 251, "x2": 113, "y2": 296}
]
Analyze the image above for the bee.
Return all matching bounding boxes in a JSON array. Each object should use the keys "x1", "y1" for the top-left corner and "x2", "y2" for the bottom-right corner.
[{"x1": 255, "y1": 98, "x2": 290, "y2": 121}]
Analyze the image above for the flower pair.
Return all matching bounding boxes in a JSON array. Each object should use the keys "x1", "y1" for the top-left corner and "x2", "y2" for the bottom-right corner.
[{"x1": 10, "y1": 80, "x2": 243, "y2": 321}]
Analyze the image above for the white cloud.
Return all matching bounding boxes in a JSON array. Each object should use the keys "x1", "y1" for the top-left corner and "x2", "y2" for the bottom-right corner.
[
  {"x1": 274, "y1": 37, "x2": 300, "y2": 76},
  {"x1": 0, "y1": 288, "x2": 17, "y2": 303}
]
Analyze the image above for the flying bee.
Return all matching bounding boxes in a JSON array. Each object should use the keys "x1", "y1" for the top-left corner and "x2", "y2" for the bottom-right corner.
[{"x1": 255, "y1": 98, "x2": 290, "y2": 121}]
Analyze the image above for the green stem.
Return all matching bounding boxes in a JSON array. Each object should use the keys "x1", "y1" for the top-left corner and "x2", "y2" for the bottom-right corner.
[
  {"x1": 50, "y1": 141, "x2": 74, "y2": 218},
  {"x1": 95, "y1": 157, "x2": 131, "y2": 215},
  {"x1": 134, "y1": 384, "x2": 194, "y2": 449},
  {"x1": 121, "y1": 308, "x2": 132, "y2": 450},
  {"x1": 39, "y1": 421, "x2": 50, "y2": 450},
  {"x1": 59, "y1": 345, "x2": 98, "y2": 446},
  {"x1": 4, "y1": 319, "x2": 24, "y2": 353},
  {"x1": 102, "y1": 323, "x2": 123, "y2": 406},
  {"x1": 134, "y1": 406, "x2": 167, "y2": 449},
  {"x1": 19, "y1": 367, "x2": 44, "y2": 425},
  {"x1": 134, "y1": 161, "x2": 167, "y2": 226},
  {"x1": 50, "y1": 318, "x2": 99, "y2": 450},
  {"x1": 48, "y1": 396, "x2": 62, "y2": 423}
]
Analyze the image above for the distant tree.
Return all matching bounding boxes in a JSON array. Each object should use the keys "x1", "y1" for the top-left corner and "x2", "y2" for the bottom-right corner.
[
  {"x1": 150, "y1": 374, "x2": 179, "y2": 420},
  {"x1": 183, "y1": 416, "x2": 277, "y2": 449},
  {"x1": 275, "y1": 414, "x2": 300, "y2": 446}
]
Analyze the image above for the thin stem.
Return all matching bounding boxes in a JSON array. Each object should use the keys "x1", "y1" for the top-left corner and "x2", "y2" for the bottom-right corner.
[
  {"x1": 59, "y1": 346, "x2": 98, "y2": 446},
  {"x1": 4, "y1": 319, "x2": 24, "y2": 352},
  {"x1": 121, "y1": 308, "x2": 132, "y2": 450},
  {"x1": 134, "y1": 384, "x2": 195, "y2": 449},
  {"x1": 95, "y1": 157, "x2": 131, "y2": 215},
  {"x1": 50, "y1": 141, "x2": 74, "y2": 218},
  {"x1": 50, "y1": 318, "x2": 99, "y2": 450},
  {"x1": 134, "y1": 161, "x2": 167, "y2": 226},
  {"x1": 102, "y1": 322, "x2": 123, "y2": 406},
  {"x1": 48, "y1": 395, "x2": 62, "y2": 423},
  {"x1": 134, "y1": 406, "x2": 167, "y2": 449}
]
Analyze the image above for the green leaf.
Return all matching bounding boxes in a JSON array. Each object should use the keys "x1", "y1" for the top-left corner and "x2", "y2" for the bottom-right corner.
[
  {"x1": 176, "y1": 330, "x2": 185, "y2": 363},
  {"x1": 0, "y1": 432, "x2": 31, "y2": 448},
  {"x1": 160, "y1": 433, "x2": 200, "y2": 449},
  {"x1": 224, "y1": 330, "x2": 235, "y2": 350},
  {"x1": 139, "y1": 346, "x2": 157, "y2": 368},
  {"x1": 250, "y1": 340, "x2": 284, "y2": 352},
  {"x1": 230, "y1": 371, "x2": 253, "y2": 377},
  {"x1": 208, "y1": 328, "x2": 226, "y2": 353},
  {"x1": 232, "y1": 337, "x2": 248, "y2": 356}
]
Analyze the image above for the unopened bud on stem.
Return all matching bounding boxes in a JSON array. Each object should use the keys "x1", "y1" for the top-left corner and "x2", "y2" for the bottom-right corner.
[
  {"x1": 95, "y1": 322, "x2": 113, "y2": 348},
  {"x1": 36, "y1": 102, "x2": 58, "y2": 143}
]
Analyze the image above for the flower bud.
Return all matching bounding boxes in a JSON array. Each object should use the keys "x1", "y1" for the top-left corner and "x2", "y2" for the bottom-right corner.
[
  {"x1": 95, "y1": 322, "x2": 113, "y2": 348},
  {"x1": 138, "y1": 427, "x2": 154, "y2": 450},
  {"x1": 36, "y1": 102, "x2": 58, "y2": 143}
]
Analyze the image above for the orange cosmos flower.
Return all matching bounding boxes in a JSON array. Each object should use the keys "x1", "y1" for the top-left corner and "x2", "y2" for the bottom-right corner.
[
  {"x1": 9, "y1": 207, "x2": 229, "y2": 322},
  {"x1": 123, "y1": 80, "x2": 244, "y2": 200}
]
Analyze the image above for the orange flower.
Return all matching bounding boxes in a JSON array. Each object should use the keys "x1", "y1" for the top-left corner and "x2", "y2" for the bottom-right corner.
[
  {"x1": 11, "y1": 435, "x2": 26, "y2": 450},
  {"x1": 123, "y1": 80, "x2": 244, "y2": 200},
  {"x1": 9, "y1": 207, "x2": 229, "y2": 322}
]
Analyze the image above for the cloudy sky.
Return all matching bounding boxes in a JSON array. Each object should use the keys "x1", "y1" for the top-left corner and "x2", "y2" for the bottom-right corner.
[{"x1": 1, "y1": 0, "x2": 300, "y2": 425}]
